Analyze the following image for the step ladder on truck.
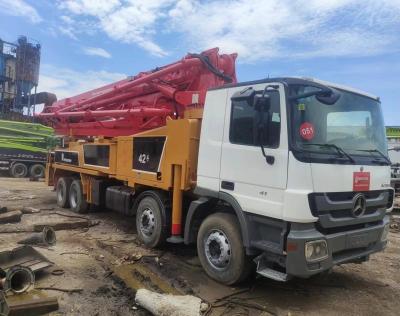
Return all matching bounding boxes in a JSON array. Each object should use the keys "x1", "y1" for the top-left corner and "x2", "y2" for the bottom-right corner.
[{"x1": 39, "y1": 48, "x2": 394, "y2": 284}]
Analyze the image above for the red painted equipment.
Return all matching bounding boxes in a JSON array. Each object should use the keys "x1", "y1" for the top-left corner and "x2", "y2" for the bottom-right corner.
[{"x1": 39, "y1": 48, "x2": 237, "y2": 137}]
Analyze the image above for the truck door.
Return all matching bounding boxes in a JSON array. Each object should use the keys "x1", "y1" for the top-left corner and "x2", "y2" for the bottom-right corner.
[{"x1": 219, "y1": 83, "x2": 288, "y2": 219}]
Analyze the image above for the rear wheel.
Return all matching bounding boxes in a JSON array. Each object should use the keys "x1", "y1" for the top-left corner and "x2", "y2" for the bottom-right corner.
[
  {"x1": 197, "y1": 213, "x2": 252, "y2": 285},
  {"x1": 29, "y1": 164, "x2": 45, "y2": 178},
  {"x1": 56, "y1": 177, "x2": 72, "y2": 208},
  {"x1": 69, "y1": 180, "x2": 88, "y2": 213},
  {"x1": 136, "y1": 192, "x2": 169, "y2": 248},
  {"x1": 10, "y1": 163, "x2": 28, "y2": 178}
]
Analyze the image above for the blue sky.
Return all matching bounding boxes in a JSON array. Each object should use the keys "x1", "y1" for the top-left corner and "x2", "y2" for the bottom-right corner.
[{"x1": 0, "y1": 0, "x2": 399, "y2": 125}]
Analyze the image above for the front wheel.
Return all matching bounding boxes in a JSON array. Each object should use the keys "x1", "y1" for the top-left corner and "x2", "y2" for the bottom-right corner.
[{"x1": 197, "y1": 213, "x2": 252, "y2": 285}]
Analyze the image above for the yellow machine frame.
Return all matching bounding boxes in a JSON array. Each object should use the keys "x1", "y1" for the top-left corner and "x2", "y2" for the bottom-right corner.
[{"x1": 46, "y1": 115, "x2": 202, "y2": 235}]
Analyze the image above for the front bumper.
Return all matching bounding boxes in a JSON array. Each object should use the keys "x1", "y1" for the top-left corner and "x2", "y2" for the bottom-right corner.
[{"x1": 285, "y1": 215, "x2": 390, "y2": 278}]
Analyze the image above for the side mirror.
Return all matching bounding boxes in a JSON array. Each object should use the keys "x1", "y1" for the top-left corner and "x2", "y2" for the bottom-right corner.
[
  {"x1": 290, "y1": 87, "x2": 341, "y2": 105},
  {"x1": 231, "y1": 87, "x2": 256, "y2": 107},
  {"x1": 254, "y1": 94, "x2": 271, "y2": 112},
  {"x1": 231, "y1": 87, "x2": 271, "y2": 110},
  {"x1": 316, "y1": 90, "x2": 341, "y2": 105},
  {"x1": 232, "y1": 86, "x2": 276, "y2": 165}
]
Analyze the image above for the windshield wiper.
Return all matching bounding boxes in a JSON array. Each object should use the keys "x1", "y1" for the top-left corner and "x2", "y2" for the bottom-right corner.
[
  {"x1": 356, "y1": 149, "x2": 391, "y2": 164},
  {"x1": 303, "y1": 143, "x2": 355, "y2": 163}
]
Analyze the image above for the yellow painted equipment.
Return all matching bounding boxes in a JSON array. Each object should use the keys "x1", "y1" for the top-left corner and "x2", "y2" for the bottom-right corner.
[{"x1": 47, "y1": 115, "x2": 201, "y2": 238}]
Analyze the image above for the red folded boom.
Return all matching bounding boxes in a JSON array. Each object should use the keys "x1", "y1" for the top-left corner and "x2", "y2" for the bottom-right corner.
[{"x1": 39, "y1": 48, "x2": 237, "y2": 137}]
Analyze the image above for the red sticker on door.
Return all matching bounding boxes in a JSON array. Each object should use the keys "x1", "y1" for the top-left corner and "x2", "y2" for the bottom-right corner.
[
  {"x1": 299, "y1": 122, "x2": 315, "y2": 140},
  {"x1": 353, "y1": 172, "x2": 370, "y2": 191}
]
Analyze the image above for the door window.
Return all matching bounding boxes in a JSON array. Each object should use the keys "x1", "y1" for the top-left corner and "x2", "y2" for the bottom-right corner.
[{"x1": 229, "y1": 90, "x2": 280, "y2": 148}]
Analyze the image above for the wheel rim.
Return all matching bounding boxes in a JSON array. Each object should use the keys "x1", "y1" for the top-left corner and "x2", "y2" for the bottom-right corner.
[
  {"x1": 15, "y1": 165, "x2": 25, "y2": 176},
  {"x1": 33, "y1": 166, "x2": 43, "y2": 177},
  {"x1": 70, "y1": 187, "x2": 78, "y2": 209},
  {"x1": 139, "y1": 208, "x2": 156, "y2": 237},
  {"x1": 204, "y1": 229, "x2": 231, "y2": 269}
]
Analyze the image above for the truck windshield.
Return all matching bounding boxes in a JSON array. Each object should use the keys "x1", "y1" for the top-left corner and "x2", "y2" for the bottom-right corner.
[{"x1": 289, "y1": 84, "x2": 389, "y2": 165}]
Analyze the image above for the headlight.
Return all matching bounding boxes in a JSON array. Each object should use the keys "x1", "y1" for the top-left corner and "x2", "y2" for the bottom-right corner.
[
  {"x1": 381, "y1": 224, "x2": 390, "y2": 242},
  {"x1": 305, "y1": 240, "x2": 329, "y2": 262}
]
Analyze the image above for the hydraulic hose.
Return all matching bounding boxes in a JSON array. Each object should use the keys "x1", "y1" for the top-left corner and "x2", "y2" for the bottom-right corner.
[{"x1": 189, "y1": 53, "x2": 233, "y2": 83}]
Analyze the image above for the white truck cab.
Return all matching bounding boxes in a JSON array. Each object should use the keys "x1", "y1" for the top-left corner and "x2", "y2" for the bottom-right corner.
[{"x1": 194, "y1": 77, "x2": 393, "y2": 283}]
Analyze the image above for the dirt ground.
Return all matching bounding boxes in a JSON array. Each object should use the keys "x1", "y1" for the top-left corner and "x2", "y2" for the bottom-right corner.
[{"x1": 0, "y1": 177, "x2": 400, "y2": 316}]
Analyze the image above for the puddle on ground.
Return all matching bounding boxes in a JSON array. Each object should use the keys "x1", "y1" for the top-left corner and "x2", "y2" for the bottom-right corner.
[{"x1": 113, "y1": 263, "x2": 181, "y2": 295}]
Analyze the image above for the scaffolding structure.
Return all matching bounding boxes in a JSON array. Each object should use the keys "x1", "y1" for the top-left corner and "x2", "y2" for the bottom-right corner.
[{"x1": 0, "y1": 36, "x2": 41, "y2": 119}]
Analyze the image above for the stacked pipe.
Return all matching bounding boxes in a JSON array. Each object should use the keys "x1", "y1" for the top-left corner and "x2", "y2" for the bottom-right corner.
[
  {"x1": 0, "y1": 266, "x2": 34, "y2": 294},
  {"x1": 38, "y1": 48, "x2": 237, "y2": 137}
]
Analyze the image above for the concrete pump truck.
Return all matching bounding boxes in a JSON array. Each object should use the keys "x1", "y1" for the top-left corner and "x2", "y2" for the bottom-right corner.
[
  {"x1": 0, "y1": 119, "x2": 55, "y2": 178},
  {"x1": 39, "y1": 48, "x2": 393, "y2": 284}
]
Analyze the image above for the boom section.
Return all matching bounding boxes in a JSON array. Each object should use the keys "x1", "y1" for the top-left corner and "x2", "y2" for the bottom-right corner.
[{"x1": 39, "y1": 48, "x2": 237, "y2": 137}]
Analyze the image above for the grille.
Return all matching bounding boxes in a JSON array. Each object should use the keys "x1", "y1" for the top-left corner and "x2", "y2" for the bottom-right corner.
[{"x1": 308, "y1": 190, "x2": 392, "y2": 230}]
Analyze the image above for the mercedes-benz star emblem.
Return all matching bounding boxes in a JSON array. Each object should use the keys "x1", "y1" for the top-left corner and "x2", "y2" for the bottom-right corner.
[{"x1": 352, "y1": 193, "x2": 367, "y2": 218}]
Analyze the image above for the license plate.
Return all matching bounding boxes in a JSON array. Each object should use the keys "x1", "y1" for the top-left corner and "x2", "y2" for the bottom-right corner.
[{"x1": 346, "y1": 233, "x2": 370, "y2": 248}]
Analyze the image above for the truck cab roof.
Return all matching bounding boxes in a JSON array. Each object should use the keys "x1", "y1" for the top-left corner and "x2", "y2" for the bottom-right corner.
[{"x1": 210, "y1": 76, "x2": 379, "y2": 101}]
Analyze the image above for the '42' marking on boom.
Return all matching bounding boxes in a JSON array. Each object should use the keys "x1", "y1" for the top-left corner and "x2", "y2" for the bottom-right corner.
[{"x1": 138, "y1": 154, "x2": 150, "y2": 164}]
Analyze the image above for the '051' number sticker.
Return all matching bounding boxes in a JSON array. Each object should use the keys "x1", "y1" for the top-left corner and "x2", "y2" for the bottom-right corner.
[{"x1": 299, "y1": 122, "x2": 315, "y2": 140}]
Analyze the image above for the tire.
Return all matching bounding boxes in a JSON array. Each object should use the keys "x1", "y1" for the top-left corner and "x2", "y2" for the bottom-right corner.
[
  {"x1": 197, "y1": 213, "x2": 252, "y2": 285},
  {"x1": 10, "y1": 163, "x2": 28, "y2": 178},
  {"x1": 69, "y1": 180, "x2": 88, "y2": 213},
  {"x1": 29, "y1": 164, "x2": 45, "y2": 178},
  {"x1": 56, "y1": 177, "x2": 72, "y2": 208},
  {"x1": 136, "y1": 191, "x2": 169, "y2": 248}
]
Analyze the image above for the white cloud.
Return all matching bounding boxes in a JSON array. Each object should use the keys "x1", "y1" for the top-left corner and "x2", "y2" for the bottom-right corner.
[
  {"x1": 57, "y1": 15, "x2": 99, "y2": 40},
  {"x1": 58, "y1": 0, "x2": 174, "y2": 56},
  {"x1": 0, "y1": 0, "x2": 41, "y2": 23},
  {"x1": 295, "y1": 29, "x2": 396, "y2": 58},
  {"x1": 57, "y1": 0, "x2": 400, "y2": 61},
  {"x1": 83, "y1": 47, "x2": 112, "y2": 58},
  {"x1": 58, "y1": 28, "x2": 78, "y2": 40},
  {"x1": 99, "y1": 2, "x2": 172, "y2": 57},
  {"x1": 61, "y1": 15, "x2": 74, "y2": 24},
  {"x1": 38, "y1": 65, "x2": 126, "y2": 100},
  {"x1": 58, "y1": 0, "x2": 121, "y2": 16},
  {"x1": 167, "y1": 0, "x2": 400, "y2": 61}
]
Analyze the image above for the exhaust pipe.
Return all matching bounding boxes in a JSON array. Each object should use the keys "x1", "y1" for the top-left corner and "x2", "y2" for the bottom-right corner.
[
  {"x1": 17, "y1": 226, "x2": 56, "y2": 246},
  {"x1": 2, "y1": 266, "x2": 34, "y2": 294}
]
